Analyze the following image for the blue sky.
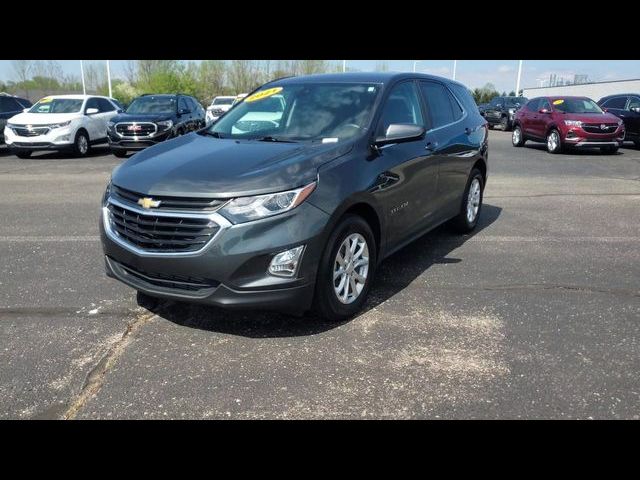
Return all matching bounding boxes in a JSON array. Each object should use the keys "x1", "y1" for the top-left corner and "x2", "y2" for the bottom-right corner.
[{"x1": 1, "y1": 60, "x2": 638, "y2": 93}]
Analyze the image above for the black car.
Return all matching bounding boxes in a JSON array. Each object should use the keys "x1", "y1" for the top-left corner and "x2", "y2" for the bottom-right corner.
[
  {"x1": 477, "y1": 102, "x2": 489, "y2": 116},
  {"x1": 484, "y1": 96, "x2": 528, "y2": 131},
  {"x1": 0, "y1": 93, "x2": 32, "y2": 144},
  {"x1": 598, "y1": 93, "x2": 640, "y2": 148},
  {"x1": 100, "y1": 72, "x2": 488, "y2": 321},
  {"x1": 107, "y1": 94, "x2": 206, "y2": 157}
]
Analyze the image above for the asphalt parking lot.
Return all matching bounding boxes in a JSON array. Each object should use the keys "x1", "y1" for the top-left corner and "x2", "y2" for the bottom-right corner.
[{"x1": 1, "y1": 131, "x2": 639, "y2": 419}]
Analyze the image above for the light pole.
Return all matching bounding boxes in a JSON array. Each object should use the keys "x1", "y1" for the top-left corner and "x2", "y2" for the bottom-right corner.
[
  {"x1": 515, "y1": 60, "x2": 523, "y2": 96},
  {"x1": 342, "y1": 60, "x2": 346, "y2": 72},
  {"x1": 80, "y1": 60, "x2": 86, "y2": 95},
  {"x1": 452, "y1": 60, "x2": 457, "y2": 80},
  {"x1": 106, "y1": 60, "x2": 112, "y2": 98},
  {"x1": 413, "y1": 60, "x2": 422, "y2": 73}
]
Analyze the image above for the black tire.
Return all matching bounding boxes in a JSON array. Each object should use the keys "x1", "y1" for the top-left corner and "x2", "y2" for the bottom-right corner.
[
  {"x1": 634, "y1": 141, "x2": 640, "y2": 149},
  {"x1": 600, "y1": 145, "x2": 619, "y2": 154},
  {"x1": 512, "y1": 125, "x2": 525, "y2": 147},
  {"x1": 14, "y1": 149, "x2": 32, "y2": 159},
  {"x1": 112, "y1": 150, "x2": 127, "y2": 158},
  {"x1": 500, "y1": 116, "x2": 510, "y2": 131},
  {"x1": 450, "y1": 168, "x2": 484, "y2": 233},
  {"x1": 546, "y1": 129, "x2": 563, "y2": 154},
  {"x1": 487, "y1": 123, "x2": 494, "y2": 130},
  {"x1": 312, "y1": 215, "x2": 377, "y2": 322},
  {"x1": 72, "y1": 130, "x2": 90, "y2": 157}
]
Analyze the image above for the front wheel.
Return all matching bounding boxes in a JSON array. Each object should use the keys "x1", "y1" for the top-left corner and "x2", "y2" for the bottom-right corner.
[
  {"x1": 450, "y1": 168, "x2": 484, "y2": 233},
  {"x1": 500, "y1": 116, "x2": 510, "y2": 131},
  {"x1": 512, "y1": 125, "x2": 525, "y2": 147},
  {"x1": 14, "y1": 149, "x2": 32, "y2": 159},
  {"x1": 312, "y1": 215, "x2": 377, "y2": 322},
  {"x1": 546, "y1": 129, "x2": 563, "y2": 154},
  {"x1": 73, "y1": 131, "x2": 90, "y2": 157},
  {"x1": 112, "y1": 149, "x2": 128, "y2": 158}
]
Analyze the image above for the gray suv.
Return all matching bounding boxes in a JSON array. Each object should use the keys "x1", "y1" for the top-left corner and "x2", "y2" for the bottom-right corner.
[{"x1": 100, "y1": 72, "x2": 489, "y2": 321}]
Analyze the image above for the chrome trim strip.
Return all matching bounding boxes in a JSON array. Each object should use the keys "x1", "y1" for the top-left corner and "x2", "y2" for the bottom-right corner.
[
  {"x1": 574, "y1": 141, "x2": 619, "y2": 146},
  {"x1": 103, "y1": 197, "x2": 232, "y2": 258}
]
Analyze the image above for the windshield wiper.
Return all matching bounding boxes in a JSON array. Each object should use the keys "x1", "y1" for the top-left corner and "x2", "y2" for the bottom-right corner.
[{"x1": 255, "y1": 136, "x2": 298, "y2": 143}]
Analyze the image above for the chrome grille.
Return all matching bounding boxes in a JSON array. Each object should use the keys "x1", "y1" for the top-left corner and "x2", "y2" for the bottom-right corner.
[
  {"x1": 115, "y1": 122, "x2": 157, "y2": 137},
  {"x1": 111, "y1": 185, "x2": 227, "y2": 212},
  {"x1": 581, "y1": 123, "x2": 618, "y2": 134},
  {"x1": 13, "y1": 126, "x2": 49, "y2": 137},
  {"x1": 106, "y1": 203, "x2": 219, "y2": 252}
]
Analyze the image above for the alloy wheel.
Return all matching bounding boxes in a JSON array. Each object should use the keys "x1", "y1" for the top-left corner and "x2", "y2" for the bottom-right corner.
[
  {"x1": 333, "y1": 233, "x2": 369, "y2": 304},
  {"x1": 466, "y1": 178, "x2": 481, "y2": 223},
  {"x1": 547, "y1": 131, "x2": 559, "y2": 152}
]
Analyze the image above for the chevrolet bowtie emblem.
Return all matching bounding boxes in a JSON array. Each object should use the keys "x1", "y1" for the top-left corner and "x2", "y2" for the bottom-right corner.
[{"x1": 138, "y1": 197, "x2": 161, "y2": 209}]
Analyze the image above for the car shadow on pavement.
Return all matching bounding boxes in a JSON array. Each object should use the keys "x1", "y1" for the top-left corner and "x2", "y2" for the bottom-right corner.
[
  {"x1": 145, "y1": 204, "x2": 502, "y2": 338},
  {"x1": 2, "y1": 146, "x2": 112, "y2": 160},
  {"x1": 523, "y1": 143, "x2": 624, "y2": 156}
]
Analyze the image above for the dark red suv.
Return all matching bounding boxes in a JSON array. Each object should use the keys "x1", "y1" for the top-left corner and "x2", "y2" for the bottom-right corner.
[{"x1": 512, "y1": 96, "x2": 625, "y2": 154}]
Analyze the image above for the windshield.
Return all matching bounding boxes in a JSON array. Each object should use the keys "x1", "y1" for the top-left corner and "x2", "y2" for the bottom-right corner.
[
  {"x1": 505, "y1": 97, "x2": 527, "y2": 107},
  {"x1": 213, "y1": 97, "x2": 234, "y2": 106},
  {"x1": 126, "y1": 96, "x2": 177, "y2": 114},
  {"x1": 552, "y1": 98, "x2": 603, "y2": 114},
  {"x1": 207, "y1": 83, "x2": 381, "y2": 142},
  {"x1": 29, "y1": 98, "x2": 83, "y2": 114}
]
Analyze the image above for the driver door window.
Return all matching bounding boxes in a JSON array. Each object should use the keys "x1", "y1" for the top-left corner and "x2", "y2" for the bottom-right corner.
[{"x1": 376, "y1": 82, "x2": 424, "y2": 137}]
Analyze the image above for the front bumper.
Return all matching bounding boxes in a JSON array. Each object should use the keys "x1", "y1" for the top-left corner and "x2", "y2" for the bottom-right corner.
[
  {"x1": 4, "y1": 125, "x2": 75, "y2": 150},
  {"x1": 108, "y1": 128, "x2": 173, "y2": 151},
  {"x1": 562, "y1": 126, "x2": 625, "y2": 148},
  {"x1": 100, "y1": 200, "x2": 330, "y2": 313}
]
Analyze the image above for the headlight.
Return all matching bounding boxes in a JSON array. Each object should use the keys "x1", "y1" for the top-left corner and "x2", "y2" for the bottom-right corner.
[
  {"x1": 219, "y1": 181, "x2": 317, "y2": 224},
  {"x1": 617, "y1": 119, "x2": 623, "y2": 126},
  {"x1": 157, "y1": 120, "x2": 173, "y2": 130},
  {"x1": 102, "y1": 180, "x2": 112, "y2": 206},
  {"x1": 564, "y1": 120, "x2": 583, "y2": 127},
  {"x1": 48, "y1": 121, "x2": 71, "y2": 129}
]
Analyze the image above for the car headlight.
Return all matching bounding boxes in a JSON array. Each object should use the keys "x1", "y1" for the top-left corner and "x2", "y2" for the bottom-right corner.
[
  {"x1": 48, "y1": 121, "x2": 72, "y2": 129},
  {"x1": 219, "y1": 181, "x2": 317, "y2": 224},
  {"x1": 564, "y1": 120, "x2": 583, "y2": 127},
  {"x1": 508, "y1": 108, "x2": 516, "y2": 114},
  {"x1": 617, "y1": 119, "x2": 623, "y2": 126},
  {"x1": 157, "y1": 120, "x2": 173, "y2": 130},
  {"x1": 102, "y1": 180, "x2": 112, "y2": 207}
]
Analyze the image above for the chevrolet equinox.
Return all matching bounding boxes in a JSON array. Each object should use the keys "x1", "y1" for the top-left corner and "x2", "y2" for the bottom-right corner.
[{"x1": 100, "y1": 73, "x2": 489, "y2": 321}]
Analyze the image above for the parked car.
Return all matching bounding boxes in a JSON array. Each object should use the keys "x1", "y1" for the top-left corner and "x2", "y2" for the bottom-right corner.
[
  {"x1": 512, "y1": 96, "x2": 625, "y2": 154},
  {"x1": 4, "y1": 94, "x2": 121, "y2": 158},
  {"x1": 100, "y1": 72, "x2": 488, "y2": 321},
  {"x1": 107, "y1": 94, "x2": 206, "y2": 157},
  {"x1": 597, "y1": 93, "x2": 640, "y2": 148},
  {"x1": 232, "y1": 93, "x2": 248, "y2": 105},
  {"x1": 205, "y1": 95, "x2": 235, "y2": 123},
  {"x1": 477, "y1": 102, "x2": 489, "y2": 117},
  {"x1": 0, "y1": 93, "x2": 32, "y2": 145},
  {"x1": 484, "y1": 96, "x2": 528, "y2": 131}
]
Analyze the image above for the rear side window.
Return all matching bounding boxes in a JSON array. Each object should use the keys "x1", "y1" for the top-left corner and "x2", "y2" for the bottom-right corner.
[
  {"x1": 526, "y1": 99, "x2": 540, "y2": 111},
  {"x1": 419, "y1": 81, "x2": 459, "y2": 129},
  {"x1": 449, "y1": 84, "x2": 477, "y2": 114},
  {"x1": 602, "y1": 96, "x2": 627, "y2": 109}
]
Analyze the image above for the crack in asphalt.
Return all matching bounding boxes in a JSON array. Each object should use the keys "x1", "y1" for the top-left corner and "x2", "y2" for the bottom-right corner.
[
  {"x1": 61, "y1": 310, "x2": 156, "y2": 420},
  {"x1": 476, "y1": 283, "x2": 640, "y2": 298}
]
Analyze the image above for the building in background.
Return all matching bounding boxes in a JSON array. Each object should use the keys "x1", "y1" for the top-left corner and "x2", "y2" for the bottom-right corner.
[{"x1": 523, "y1": 78, "x2": 640, "y2": 101}]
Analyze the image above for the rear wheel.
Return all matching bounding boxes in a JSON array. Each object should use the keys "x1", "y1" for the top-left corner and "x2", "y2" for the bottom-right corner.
[
  {"x1": 450, "y1": 168, "x2": 484, "y2": 233},
  {"x1": 14, "y1": 149, "x2": 32, "y2": 159},
  {"x1": 500, "y1": 116, "x2": 510, "y2": 131},
  {"x1": 601, "y1": 145, "x2": 619, "y2": 154},
  {"x1": 512, "y1": 125, "x2": 525, "y2": 147},
  {"x1": 546, "y1": 129, "x2": 563, "y2": 154},
  {"x1": 312, "y1": 215, "x2": 377, "y2": 322},
  {"x1": 73, "y1": 130, "x2": 90, "y2": 157}
]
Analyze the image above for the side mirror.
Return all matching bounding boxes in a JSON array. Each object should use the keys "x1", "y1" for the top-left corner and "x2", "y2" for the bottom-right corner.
[
  {"x1": 178, "y1": 108, "x2": 191, "y2": 116},
  {"x1": 375, "y1": 124, "x2": 425, "y2": 147},
  {"x1": 539, "y1": 108, "x2": 551, "y2": 114},
  {"x1": 86, "y1": 107, "x2": 99, "y2": 115},
  {"x1": 630, "y1": 106, "x2": 640, "y2": 113}
]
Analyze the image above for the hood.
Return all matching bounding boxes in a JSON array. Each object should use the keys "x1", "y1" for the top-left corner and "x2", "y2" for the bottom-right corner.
[
  {"x1": 112, "y1": 132, "x2": 353, "y2": 198},
  {"x1": 559, "y1": 112, "x2": 621, "y2": 123},
  {"x1": 110, "y1": 112, "x2": 174, "y2": 123},
  {"x1": 6, "y1": 111, "x2": 80, "y2": 125}
]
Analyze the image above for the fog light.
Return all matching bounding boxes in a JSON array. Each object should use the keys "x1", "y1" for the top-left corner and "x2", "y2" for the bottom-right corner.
[
  {"x1": 268, "y1": 246, "x2": 304, "y2": 278},
  {"x1": 55, "y1": 135, "x2": 70, "y2": 142}
]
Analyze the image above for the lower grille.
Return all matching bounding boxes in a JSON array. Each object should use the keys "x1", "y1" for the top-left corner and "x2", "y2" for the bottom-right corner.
[
  {"x1": 582, "y1": 123, "x2": 618, "y2": 134},
  {"x1": 113, "y1": 259, "x2": 219, "y2": 292},
  {"x1": 14, "y1": 127, "x2": 49, "y2": 137},
  {"x1": 107, "y1": 203, "x2": 219, "y2": 252}
]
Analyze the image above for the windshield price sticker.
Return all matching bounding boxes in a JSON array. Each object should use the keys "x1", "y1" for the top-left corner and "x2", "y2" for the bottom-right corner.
[
  {"x1": 553, "y1": 99, "x2": 564, "y2": 105},
  {"x1": 39, "y1": 97, "x2": 53, "y2": 103},
  {"x1": 245, "y1": 87, "x2": 283, "y2": 103}
]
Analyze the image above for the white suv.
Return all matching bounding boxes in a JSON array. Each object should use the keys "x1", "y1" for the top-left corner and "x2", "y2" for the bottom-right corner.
[
  {"x1": 3, "y1": 94, "x2": 121, "y2": 158},
  {"x1": 205, "y1": 95, "x2": 236, "y2": 123}
]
